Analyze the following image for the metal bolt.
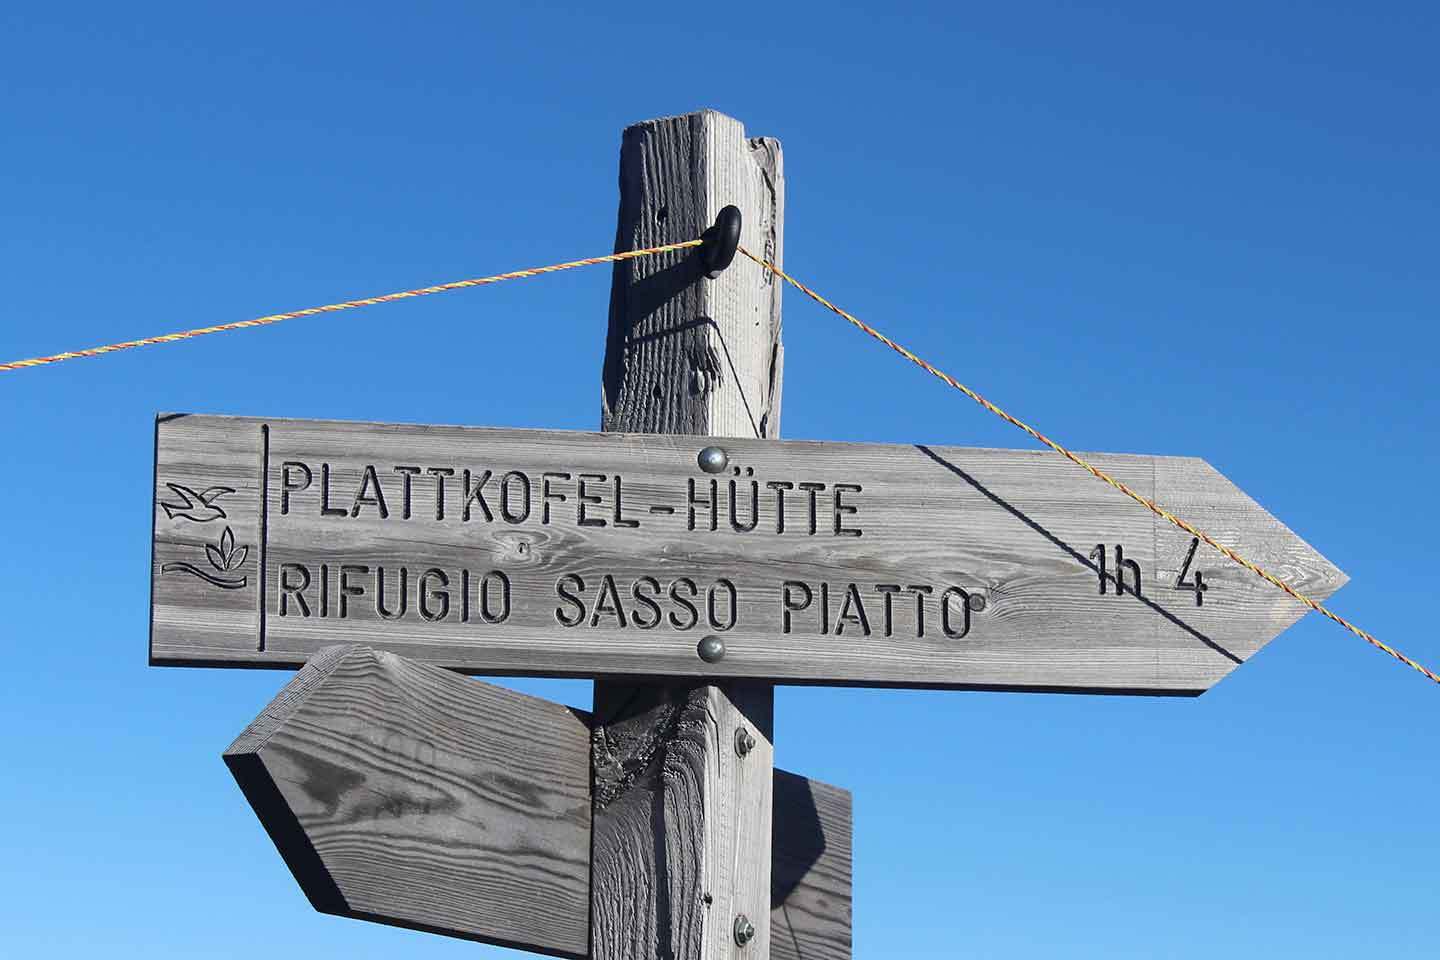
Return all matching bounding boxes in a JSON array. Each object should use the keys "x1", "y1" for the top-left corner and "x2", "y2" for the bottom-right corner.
[
  {"x1": 697, "y1": 635, "x2": 726, "y2": 663},
  {"x1": 968, "y1": 593, "x2": 988, "y2": 613},
  {"x1": 735, "y1": 727, "x2": 756, "y2": 758},
  {"x1": 697, "y1": 445, "x2": 729, "y2": 474},
  {"x1": 733, "y1": 914, "x2": 755, "y2": 947}
]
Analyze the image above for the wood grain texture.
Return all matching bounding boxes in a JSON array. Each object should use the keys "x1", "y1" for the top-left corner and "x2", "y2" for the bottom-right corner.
[
  {"x1": 600, "y1": 108, "x2": 783, "y2": 439},
  {"x1": 223, "y1": 645, "x2": 593, "y2": 958},
  {"x1": 771, "y1": 772, "x2": 851, "y2": 960},
  {"x1": 223, "y1": 644, "x2": 850, "y2": 958},
  {"x1": 591, "y1": 683, "x2": 775, "y2": 960},
  {"x1": 153, "y1": 416, "x2": 1347, "y2": 694},
  {"x1": 593, "y1": 110, "x2": 785, "y2": 960}
]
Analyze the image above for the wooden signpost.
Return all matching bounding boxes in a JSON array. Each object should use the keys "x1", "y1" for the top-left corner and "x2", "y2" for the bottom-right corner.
[{"x1": 149, "y1": 110, "x2": 1346, "y2": 959}]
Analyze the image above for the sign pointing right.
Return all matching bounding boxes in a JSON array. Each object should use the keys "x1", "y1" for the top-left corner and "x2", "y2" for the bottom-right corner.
[{"x1": 151, "y1": 416, "x2": 1347, "y2": 694}]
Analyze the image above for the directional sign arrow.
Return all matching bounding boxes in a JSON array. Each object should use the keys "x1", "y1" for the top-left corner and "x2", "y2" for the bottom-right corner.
[
  {"x1": 224, "y1": 645, "x2": 851, "y2": 959},
  {"x1": 154, "y1": 414, "x2": 1346, "y2": 694}
]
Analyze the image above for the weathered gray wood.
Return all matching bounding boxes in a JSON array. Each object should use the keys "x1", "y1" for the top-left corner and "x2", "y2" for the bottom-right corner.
[
  {"x1": 223, "y1": 645, "x2": 593, "y2": 957},
  {"x1": 224, "y1": 644, "x2": 850, "y2": 958},
  {"x1": 600, "y1": 109, "x2": 783, "y2": 439},
  {"x1": 593, "y1": 110, "x2": 785, "y2": 960},
  {"x1": 153, "y1": 414, "x2": 1348, "y2": 693},
  {"x1": 591, "y1": 682, "x2": 775, "y2": 959},
  {"x1": 771, "y1": 772, "x2": 851, "y2": 960}
]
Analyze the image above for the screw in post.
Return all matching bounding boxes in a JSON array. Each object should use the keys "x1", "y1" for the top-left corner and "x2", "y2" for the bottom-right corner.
[
  {"x1": 697, "y1": 635, "x2": 726, "y2": 663},
  {"x1": 735, "y1": 727, "x2": 756, "y2": 758},
  {"x1": 733, "y1": 914, "x2": 755, "y2": 947},
  {"x1": 697, "y1": 445, "x2": 729, "y2": 474}
]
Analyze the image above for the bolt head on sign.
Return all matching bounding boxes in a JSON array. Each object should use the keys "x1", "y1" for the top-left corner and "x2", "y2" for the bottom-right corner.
[
  {"x1": 698, "y1": 635, "x2": 726, "y2": 663},
  {"x1": 150, "y1": 414, "x2": 1346, "y2": 694},
  {"x1": 698, "y1": 445, "x2": 730, "y2": 474}
]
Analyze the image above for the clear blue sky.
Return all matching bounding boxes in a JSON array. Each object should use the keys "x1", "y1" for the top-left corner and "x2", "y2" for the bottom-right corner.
[{"x1": 3, "y1": 2, "x2": 1436, "y2": 957}]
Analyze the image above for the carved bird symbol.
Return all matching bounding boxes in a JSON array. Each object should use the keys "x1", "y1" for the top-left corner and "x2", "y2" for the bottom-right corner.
[{"x1": 160, "y1": 482, "x2": 235, "y2": 522}]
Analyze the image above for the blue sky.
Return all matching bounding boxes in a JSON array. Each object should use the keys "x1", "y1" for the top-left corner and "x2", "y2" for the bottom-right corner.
[{"x1": 2, "y1": 2, "x2": 1437, "y2": 957}]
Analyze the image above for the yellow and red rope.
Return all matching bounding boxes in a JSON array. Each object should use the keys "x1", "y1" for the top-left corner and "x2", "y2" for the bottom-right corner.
[
  {"x1": 1, "y1": 234, "x2": 1432, "y2": 686},
  {"x1": 0, "y1": 239, "x2": 701, "y2": 372},
  {"x1": 736, "y1": 246, "x2": 1439, "y2": 687}
]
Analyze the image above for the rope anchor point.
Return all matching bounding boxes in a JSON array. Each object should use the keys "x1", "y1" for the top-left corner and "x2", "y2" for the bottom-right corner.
[{"x1": 700, "y1": 205, "x2": 742, "y2": 279}]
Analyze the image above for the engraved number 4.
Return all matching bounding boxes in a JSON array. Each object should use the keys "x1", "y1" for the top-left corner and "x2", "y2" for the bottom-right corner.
[{"x1": 1175, "y1": 538, "x2": 1208, "y2": 607}]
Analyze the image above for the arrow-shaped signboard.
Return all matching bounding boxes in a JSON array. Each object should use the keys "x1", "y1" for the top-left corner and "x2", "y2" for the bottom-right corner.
[
  {"x1": 151, "y1": 414, "x2": 1346, "y2": 694},
  {"x1": 225, "y1": 644, "x2": 851, "y2": 959}
]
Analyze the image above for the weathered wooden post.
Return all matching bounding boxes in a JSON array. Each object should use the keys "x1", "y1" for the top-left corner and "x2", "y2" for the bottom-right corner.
[{"x1": 592, "y1": 109, "x2": 784, "y2": 960}]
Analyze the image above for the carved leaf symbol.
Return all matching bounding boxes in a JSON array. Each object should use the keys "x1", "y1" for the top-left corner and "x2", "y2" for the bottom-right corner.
[{"x1": 205, "y1": 526, "x2": 245, "y2": 571}]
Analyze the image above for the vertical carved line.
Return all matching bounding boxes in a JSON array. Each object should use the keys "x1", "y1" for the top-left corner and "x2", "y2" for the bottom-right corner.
[{"x1": 258, "y1": 423, "x2": 270, "y2": 652}]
